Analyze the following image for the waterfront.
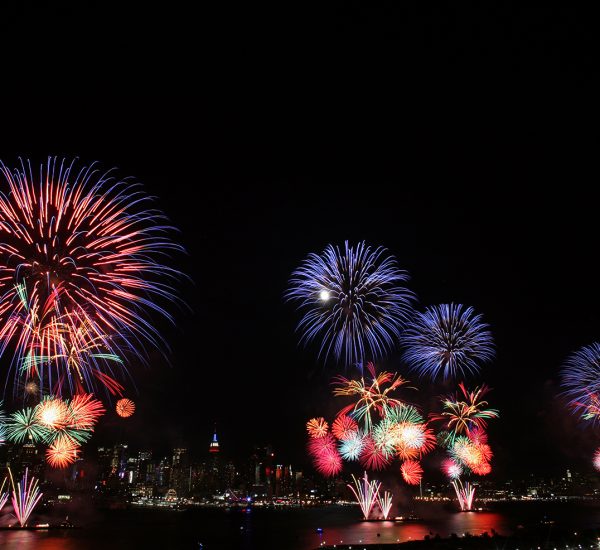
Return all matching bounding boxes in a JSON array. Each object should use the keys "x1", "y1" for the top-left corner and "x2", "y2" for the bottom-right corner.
[{"x1": 2, "y1": 501, "x2": 600, "y2": 550}]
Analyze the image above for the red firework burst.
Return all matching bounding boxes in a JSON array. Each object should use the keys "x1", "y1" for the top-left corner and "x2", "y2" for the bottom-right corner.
[
  {"x1": 400, "y1": 459, "x2": 423, "y2": 485},
  {"x1": 0, "y1": 158, "x2": 183, "y2": 395},
  {"x1": 359, "y1": 436, "x2": 392, "y2": 471},
  {"x1": 331, "y1": 414, "x2": 358, "y2": 441}
]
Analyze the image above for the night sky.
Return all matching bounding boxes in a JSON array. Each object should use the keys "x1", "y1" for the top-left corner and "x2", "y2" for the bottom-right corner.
[{"x1": 1, "y1": 3, "x2": 597, "y2": 479}]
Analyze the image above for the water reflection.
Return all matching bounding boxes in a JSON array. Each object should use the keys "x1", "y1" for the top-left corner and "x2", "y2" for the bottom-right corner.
[{"x1": 309, "y1": 511, "x2": 511, "y2": 548}]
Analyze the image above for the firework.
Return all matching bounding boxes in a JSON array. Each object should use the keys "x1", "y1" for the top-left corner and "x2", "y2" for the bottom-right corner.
[
  {"x1": 449, "y1": 435, "x2": 492, "y2": 474},
  {"x1": 452, "y1": 479, "x2": 475, "y2": 511},
  {"x1": 594, "y1": 448, "x2": 600, "y2": 472},
  {"x1": 308, "y1": 433, "x2": 342, "y2": 477},
  {"x1": 432, "y1": 383, "x2": 499, "y2": 441},
  {"x1": 0, "y1": 477, "x2": 8, "y2": 511},
  {"x1": 360, "y1": 435, "x2": 392, "y2": 471},
  {"x1": 334, "y1": 362, "x2": 410, "y2": 431},
  {"x1": 339, "y1": 431, "x2": 365, "y2": 461},
  {"x1": 68, "y1": 393, "x2": 106, "y2": 429},
  {"x1": 442, "y1": 458, "x2": 463, "y2": 480},
  {"x1": 286, "y1": 241, "x2": 414, "y2": 365},
  {"x1": 35, "y1": 397, "x2": 69, "y2": 429},
  {"x1": 400, "y1": 459, "x2": 423, "y2": 485},
  {"x1": 35, "y1": 396, "x2": 95, "y2": 445},
  {"x1": 116, "y1": 398, "x2": 135, "y2": 418},
  {"x1": 0, "y1": 405, "x2": 5, "y2": 444},
  {"x1": 347, "y1": 472, "x2": 381, "y2": 520},
  {"x1": 331, "y1": 414, "x2": 358, "y2": 441},
  {"x1": 46, "y1": 435, "x2": 80, "y2": 468},
  {"x1": 306, "y1": 417, "x2": 329, "y2": 438},
  {"x1": 378, "y1": 490, "x2": 394, "y2": 520},
  {"x1": 5, "y1": 407, "x2": 49, "y2": 444},
  {"x1": 561, "y1": 343, "x2": 600, "y2": 420},
  {"x1": 8, "y1": 467, "x2": 43, "y2": 526},
  {"x1": 0, "y1": 158, "x2": 183, "y2": 395},
  {"x1": 402, "y1": 304, "x2": 494, "y2": 380},
  {"x1": 24, "y1": 381, "x2": 38, "y2": 395}
]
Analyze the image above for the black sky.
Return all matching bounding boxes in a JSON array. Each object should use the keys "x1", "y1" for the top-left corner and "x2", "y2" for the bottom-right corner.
[{"x1": 0, "y1": 3, "x2": 597, "y2": 478}]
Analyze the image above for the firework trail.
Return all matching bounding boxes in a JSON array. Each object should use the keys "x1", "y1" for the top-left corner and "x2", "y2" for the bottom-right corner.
[
  {"x1": 452, "y1": 479, "x2": 475, "y2": 511},
  {"x1": 402, "y1": 304, "x2": 494, "y2": 380},
  {"x1": 0, "y1": 477, "x2": 8, "y2": 511},
  {"x1": 347, "y1": 472, "x2": 381, "y2": 520},
  {"x1": 378, "y1": 490, "x2": 394, "y2": 520},
  {"x1": 0, "y1": 158, "x2": 184, "y2": 396},
  {"x1": 287, "y1": 241, "x2": 414, "y2": 365},
  {"x1": 8, "y1": 467, "x2": 43, "y2": 526}
]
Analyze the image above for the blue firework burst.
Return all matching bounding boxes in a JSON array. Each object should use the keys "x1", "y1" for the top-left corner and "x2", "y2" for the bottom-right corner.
[
  {"x1": 560, "y1": 343, "x2": 600, "y2": 422},
  {"x1": 401, "y1": 303, "x2": 494, "y2": 380},
  {"x1": 286, "y1": 241, "x2": 414, "y2": 365}
]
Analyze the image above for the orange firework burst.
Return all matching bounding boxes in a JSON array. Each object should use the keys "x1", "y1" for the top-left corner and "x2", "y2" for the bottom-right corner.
[
  {"x1": 400, "y1": 459, "x2": 423, "y2": 485},
  {"x1": 46, "y1": 435, "x2": 79, "y2": 468},
  {"x1": 332, "y1": 415, "x2": 358, "y2": 441},
  {"x1": 306, "y1": 417, "x2": 329, "y2": 438},
  {"x1": 116, "y1": 398, "x2": 135, "y2": 418},
  {"x1": 36, "y1": 397, "x2": 69, "y2": 429}
]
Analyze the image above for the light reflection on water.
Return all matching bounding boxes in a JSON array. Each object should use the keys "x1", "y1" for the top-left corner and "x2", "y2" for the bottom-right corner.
[
  {"x1": 1, "y1": 503, "x2": 600, "y2": 550},
  {"x1": 311, "y1": 512, "x2": 510, "y2": 548}
]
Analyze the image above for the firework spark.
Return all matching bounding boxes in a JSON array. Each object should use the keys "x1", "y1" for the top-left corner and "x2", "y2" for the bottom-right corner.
[
  {"x1": 306, "y1": 417, "x2": 329, "y2": 438},
  {"x1": 287, "y1": 241, "x2": 414, "y2": 365},
  {"x1": 8, "y1": 467, "x2": 43, "y2": 526},
  {"x1": 400, "y1": 459, "x2": 423, "y2": 485},
  {"x1": 0, "y1": 158, "x2": 183, "y2": 395},
  {"x1": 347, "y1": 472, "x2": 381, "y2": 520},
  {"x1": 402, "y1": 304, "x2": 494, "y2": 380}
]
